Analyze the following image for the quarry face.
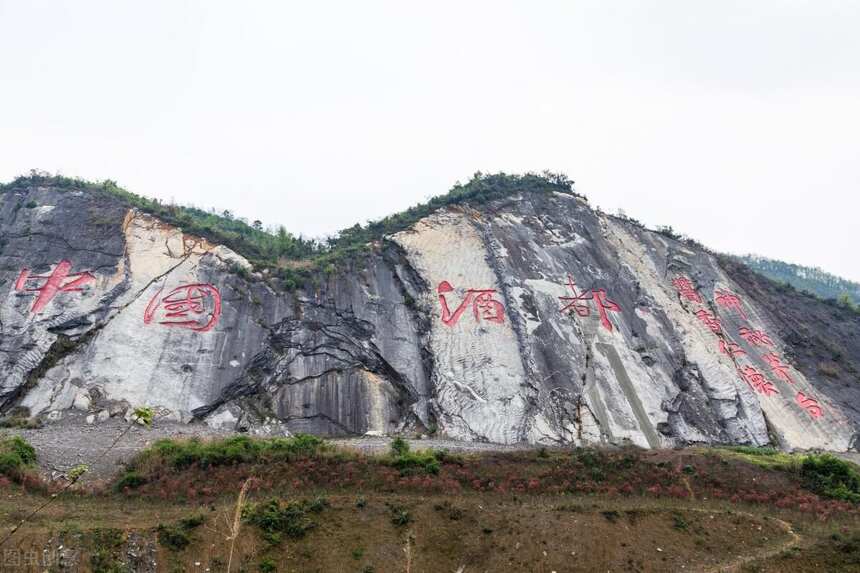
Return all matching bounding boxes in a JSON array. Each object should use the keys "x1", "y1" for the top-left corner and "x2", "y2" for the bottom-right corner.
[{"x1": 1, "y1": 183, "x2": 859, "y2": 452}]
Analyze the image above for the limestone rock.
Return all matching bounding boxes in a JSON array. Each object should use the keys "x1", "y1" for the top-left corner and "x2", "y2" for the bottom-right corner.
[{"x1": 1, "y1": 182, "x2": 858, "y2": 451}]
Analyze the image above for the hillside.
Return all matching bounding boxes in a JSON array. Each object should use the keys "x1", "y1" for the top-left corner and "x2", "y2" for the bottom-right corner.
[
  {"x1": 738, "y1": 255, "x2": 860, "y2": 307},
  {"x1": 1, "y1": 172, "x2": 859, "y2": 454},
  {"x1": 2, "y1": 433, "x2": 860, "y2": 572}
]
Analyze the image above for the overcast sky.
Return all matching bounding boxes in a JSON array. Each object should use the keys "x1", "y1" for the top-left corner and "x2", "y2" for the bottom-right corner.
[{"x1": 1, "y1": 1, "x2": 858, "y2": 281}]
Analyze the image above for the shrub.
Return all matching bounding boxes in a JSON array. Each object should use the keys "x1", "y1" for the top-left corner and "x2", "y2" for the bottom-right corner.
[
  {"x1": 390, "y1": 437, "x2": 409, "y2": 457},
  {"x1": 259, "y1": 557, "x2": 277, "y2": 572},
  {"x1": 386, "y1": 439, "x2": 440, "y2": 476},
  {"x1": 800, "y1": 454, "x2": 860, "y2": 503},
  {"x1": 126, "y1": 433, "x2": 329, "y2": 475},
  {"x1": 243, "y1": 498, "x2": 324, "y2": 544},
  {"x1": 389, "y1": 506, "x2": 412, "y2": 527},
  {"x1": 156, "y1": 514, "x2": 204, "y2": 551},
  {"x1": 114, "y1": 471, "x2": 147, "y2": 491},
  {"x1": 157, "y1": 524, "x2": 191, "y2": 551},
  {"x1": 0, "y1": 436, "x2": 36, "y2": 481}
]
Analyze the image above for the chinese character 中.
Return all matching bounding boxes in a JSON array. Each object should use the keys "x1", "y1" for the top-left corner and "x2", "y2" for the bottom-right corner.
[{"x1": 14, "y1": 260, "x2": 95, "y2": 314}]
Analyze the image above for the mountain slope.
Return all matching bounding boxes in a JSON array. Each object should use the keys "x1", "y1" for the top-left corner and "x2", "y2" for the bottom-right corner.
[
  {"x1": 1, "y1": 174, "x2": 858, "y2": 451},
  {"x1": 738, "y1": 255, "x2": 860, "y2": 306}
]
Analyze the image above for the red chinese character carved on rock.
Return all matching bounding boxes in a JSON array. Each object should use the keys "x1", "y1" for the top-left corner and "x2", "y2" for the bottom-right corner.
[
  {"x1": 715, "y1": 289, "x2": 748, "y2": 319},
  {"x1": 763, "y1": 353, "x2": 795, "y2": 385},
  {"x1": 437, "y1": 281, "x2": 505, "y2": 327},
  {"x1": 14, "y1": 260, "x2": 96, "y2": 314},
  {"x1": 795, "y1": 392, "x2": 823, "y2": 419},
  {"x1": 695, "y1": 310, "x2": 722, "y2": 334},
  {"x1": 719, "y1": 339, "x2": 746, "y2": 358},
  {"x1": 738, "y1": 327, "x2": 774, "y2": 347},
  {"x1": 738, "y1": 365, "x2": 779, "y2": 396},
  {"x1": 144, "y1": 284, "x2": 222, "y2": 332},
  {"x1": 672, "y1": 276, "x2": 702, "y2": 303},
  {"x1": 559, "y1": 276, "x2": 621, "y2": 332}
]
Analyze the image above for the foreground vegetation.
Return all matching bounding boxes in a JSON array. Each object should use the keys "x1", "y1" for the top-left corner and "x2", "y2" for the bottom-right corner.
[{"x1": 2, "y1": 435, "x2": 860, "y2": 571}]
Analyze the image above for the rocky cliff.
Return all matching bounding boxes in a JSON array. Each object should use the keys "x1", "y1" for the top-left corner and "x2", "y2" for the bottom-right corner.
[{"x1": 2, "y1": 177, "x2": 858, "y2": 451}]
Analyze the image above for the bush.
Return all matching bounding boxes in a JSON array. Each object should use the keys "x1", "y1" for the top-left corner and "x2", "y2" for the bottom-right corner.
[
  {"x1": 389, "y1": 505, "x2": 412, "y2": 527},
  {"x1": 387, "y1": 439, "x2": 440, "y2": 476},
  {"x1": 127, "y1": 434, "x2": 329, "y2": 474},
  {"x1": 156, "y1": 514, "x2": 205, "y2": 551},
  {"x1": 800, "y1": 454, "x2": 860, "y2": 503},
  {"x1": 243, "y1": 498, "x2": 325, "y2": 544},
  {"x1": 157, "y1": 524, "x2": 191, "y2": 551},
  {"x1": 259, "y1": 557, "x2": 277, "y2": 573},
  {"x1": 0, "y1": 436, "x2": 36, "y2": 480},
  {"x1": 114, "y1": 471, "x2": 147, "y2": 491}
]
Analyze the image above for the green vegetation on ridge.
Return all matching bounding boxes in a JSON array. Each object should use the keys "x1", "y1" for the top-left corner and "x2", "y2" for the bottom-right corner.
[
  {"x1": 1, "y1": 170, "x2": 578, "y2": 290},
  {"x1": 738, "y1": 255, "x2": 860, "y2": 307}
]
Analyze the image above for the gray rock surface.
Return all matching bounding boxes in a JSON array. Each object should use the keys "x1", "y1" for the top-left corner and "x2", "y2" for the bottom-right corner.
[{"x1": 2, "y1": 183, "x2": 858, "y2": 451}]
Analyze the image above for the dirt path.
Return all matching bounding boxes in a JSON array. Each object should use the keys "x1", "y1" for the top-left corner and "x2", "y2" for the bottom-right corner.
[{"x1": 699, "y1": 510, "x2": 801, "y2": 573}]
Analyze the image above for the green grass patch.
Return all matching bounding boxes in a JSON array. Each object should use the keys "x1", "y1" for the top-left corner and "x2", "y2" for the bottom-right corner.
[
  {"x1": 0, "y1": 436, "x2": 37, "y2": 481},
  {"x1": 714, "y1": 446, "x2": 801, "y2": 471}
]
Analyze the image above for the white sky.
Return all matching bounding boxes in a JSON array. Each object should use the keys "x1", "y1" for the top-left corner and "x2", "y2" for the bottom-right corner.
[{"x1": 1, "y1": 1, "x2": 858, "y2": 281}]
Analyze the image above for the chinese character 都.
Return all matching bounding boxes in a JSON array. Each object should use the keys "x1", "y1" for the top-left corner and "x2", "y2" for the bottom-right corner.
[
  {"x1": 143, "y1": 284, "x2": 222, "y2": 332},
  {"x1": 559, "y1": 276, "x2": 622, "y2": 332},
  {"x1": 437, "y1": 281, "x2": 505, "y2": 327},
  {"x1": 14, "y1": 260, "x2": 96, "y2": 313}
]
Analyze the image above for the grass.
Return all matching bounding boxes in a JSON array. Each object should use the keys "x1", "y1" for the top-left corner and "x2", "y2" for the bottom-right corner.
[
  {"x1": 3, "y1": 439, "x2": 860, "y2": 571},
  {"x1": 714, "y1": 448, "x2": 860, "y2": 503},
  {"x1": 715, "y1": 446, "x2": 802, "y2": 471}
]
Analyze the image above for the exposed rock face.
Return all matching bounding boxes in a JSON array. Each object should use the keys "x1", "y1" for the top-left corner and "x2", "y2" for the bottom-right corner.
[{"x1": 2, "y1": 183, "x2": 859, "y2": 451}]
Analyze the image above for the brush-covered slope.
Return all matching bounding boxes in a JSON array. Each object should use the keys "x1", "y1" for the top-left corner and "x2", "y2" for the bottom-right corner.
[{"x1": 1, "y1": 174, "x2": 858, "y2": 451}]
